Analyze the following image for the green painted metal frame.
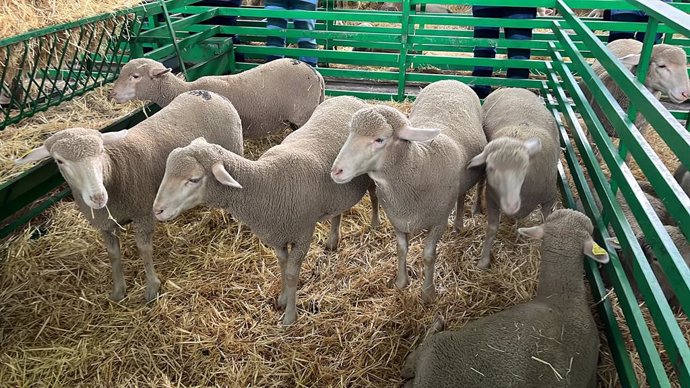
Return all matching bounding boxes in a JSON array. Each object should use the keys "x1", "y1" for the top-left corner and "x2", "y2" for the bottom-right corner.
[{"x1": 2, "y1": 0, "x2": 690, "y2": 386}]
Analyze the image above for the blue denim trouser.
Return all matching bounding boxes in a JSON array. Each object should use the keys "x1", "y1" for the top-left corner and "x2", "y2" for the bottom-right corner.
[
  {"x1": 265, "y1": 0, "x2": 318, "y2": 66},
  {"x1": 471, "y1": 6, "x2": 537, "y2": 98},
  {"x1": 198, "y1": 0, "x2": 245, "y2": 62},
  {"x1": 604, "y1": 0, "x2": 670, "y2": 44}
]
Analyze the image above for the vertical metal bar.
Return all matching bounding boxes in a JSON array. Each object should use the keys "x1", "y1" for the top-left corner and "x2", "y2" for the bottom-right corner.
[
  {"x1": 324, "y1": 0, "x2": 334, "y2": 67},
  {"x1": 160, "y1": 0, "x2": 187, "y2": 78},
  {"x1": 0, "y1": 45, "x2": 12, "y2": 126},
  {"x1": 44, "y1": 31, "x2": 73, "y2": 108},
  {"x1": 396, "y1": 0, "x2": 411, "y2": 101},
  {"x1": 57, "y1": 25, "x2": 89, "y2": 106},
  {"x1": 604, "y1": 17, "x2": 659, "y2": 225}
]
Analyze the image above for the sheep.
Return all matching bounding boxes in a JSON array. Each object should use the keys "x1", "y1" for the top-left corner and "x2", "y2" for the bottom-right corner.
[
  {"x1": 152, "y1": 96, "x2": 377, "y2": 326},
  {"x1": 586, "y1": 39, "x2": 690, "y2": 138},
  {"x1": 15, "y1": 90, "x2": 244, "y2": 303},
  {"x1": 468, "y1": 88, "x2": 560, "y2": 269},
  {"x1": 674, "y1": 163, "x2": 690, "y2": 197},
  {"x1": 330, "y1": 80, "x2": 485, "y2": 303},
  {"x1": 401, "y1": 209, "x2": 609, "y2": 388},
  {"x1": 109, "y1": 57, "x2": 325, "y2": 139}
]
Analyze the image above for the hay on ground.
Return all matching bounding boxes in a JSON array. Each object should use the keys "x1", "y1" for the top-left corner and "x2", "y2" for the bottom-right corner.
[{"x1": 0, "y1": 0, "x2": 142, "y2": 39}]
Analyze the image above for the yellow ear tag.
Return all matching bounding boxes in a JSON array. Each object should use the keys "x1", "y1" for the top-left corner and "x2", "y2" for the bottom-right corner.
[{"x1": 592, "y1": 242, "x2": 607, "y2": 256}]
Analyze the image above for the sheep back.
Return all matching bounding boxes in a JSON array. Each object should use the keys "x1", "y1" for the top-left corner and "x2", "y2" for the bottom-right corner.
[
  {"x1": 482, "y1": 88, "x2": 560, "y2": 218},
  {"x1": 206, "y1": 96, "x2": 371, "y2": 247},
  {"x1": 409, "y1": 301, "x2": 598, "y2": 388},
  {"x1": 191, "y1": 58, "x2": 324, "y2": 138}
]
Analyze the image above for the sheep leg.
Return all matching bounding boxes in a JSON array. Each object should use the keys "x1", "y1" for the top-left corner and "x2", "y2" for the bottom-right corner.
[
  {"x1": 368, "y1": 182, "x2": 380, "y2": 228},
  {"x1": 394, "y1": 228, "x2": 410, "y2": 289},
  {"x1": 134, "y1": 224, "x2": 160, "y2": 303},
  {"x1": 326, "y1": 214, "x2": 341, "y2": 251},
  {"x1": 282, "y1": 237, "x2": 311, "y2": 326},
  {"x1": 472, "y1": 177, "x2": 485, "y2": 216},
  {"x1": 276, "y1": 245, "x2": 289, "y2": 310},
  {"x1": 102, "y1": 230, "x2": 126, "y2": 301},
  {"x1": 453, "y1": 193, "x2": 466, "y2": 232},
  {"x1": 477, "y1": 199, "x2": 500, "y2": 270},
  {"x1": 421, "y1": 225, "x2": 444, "y2": 304},
  {"x1": 541, "y1": 197, "x2": 556, "y2": 221}
]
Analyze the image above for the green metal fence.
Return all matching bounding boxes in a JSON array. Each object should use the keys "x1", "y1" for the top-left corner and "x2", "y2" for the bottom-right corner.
[{"x1": 1, "y1": 0, "x2": 690, "y2": 385}]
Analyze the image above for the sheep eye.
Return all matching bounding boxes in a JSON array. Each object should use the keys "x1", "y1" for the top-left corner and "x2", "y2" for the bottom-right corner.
[
  {"x1": 188, "y1": 177, "x2": 201, "y2": 184},
  {"x1": 131, "y1": 74, "x2": 141, "y2": 79},
  {"x1": 658, "y1": 64, "x2": 667, "y2": 69},
  {"x1": 55, "y1": 159, "x2": 64, "y2": 165},
  {"x1": 374, "y1": 138, "x2": 385, "y2": 144}
]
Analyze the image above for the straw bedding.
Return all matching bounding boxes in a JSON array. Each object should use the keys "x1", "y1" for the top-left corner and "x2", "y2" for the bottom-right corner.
[{"x1": 0, "y1": 0, "x2": 143, "y2": 39}]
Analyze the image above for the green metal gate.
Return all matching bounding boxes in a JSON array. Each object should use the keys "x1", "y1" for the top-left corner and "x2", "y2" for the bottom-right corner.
[{"x1": 1, "y1": 0, "x2": 689, "y2": 386}]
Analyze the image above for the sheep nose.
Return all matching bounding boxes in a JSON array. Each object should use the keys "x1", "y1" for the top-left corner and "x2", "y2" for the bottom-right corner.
[
  {"x1": 90, "y1": 193, "x2": 106, "y2": 205},
  {"x1": 331, "y1": 167, "x2": 343, "y2": 177},
  {"x1": 154, "y1": 207, "x2": 164, "y2": 216},
  {"x1": 683, "y1": 91, "x2": 689, "y2": 99}
]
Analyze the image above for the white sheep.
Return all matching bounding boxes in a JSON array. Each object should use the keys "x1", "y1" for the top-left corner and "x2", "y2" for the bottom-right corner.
[
  {"x1": 675, "y1": 163, "x2": 689, "y2": 197},
  {"x1": 110, "y1": 57, "x2": 325, "y2": 139},
  {"x1": 15, "y1": 90, "x2": 244, "y2": 302},
  {"x1": 401, "y1": 209, "x2": 609, "y2": 388},
  {"x1": 152, "y1": 96, "x2": 376, "y2": 326},
  {"x1": 468, "y1": 88, "x2": 560, "y2": 269},
  {"x1": 587, "y1": 39, "x2": 690, "y2": 137},
  {"x1": 331, "y1": 80, "x2": 485, "y2": 303}
]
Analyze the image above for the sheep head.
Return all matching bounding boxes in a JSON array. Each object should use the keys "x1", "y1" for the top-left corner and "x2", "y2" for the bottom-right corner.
[
  {"x1": 110, "y1": 58, "x2": 171, "y2": 103},
  {"x1": 331, "y1": 105, "x2": 440, "y2": 184},
  {"x1": 467, "y1": 136, "x2": 541, "y2": 216},
  {"x1": 15, "y1": 127, "x2": 128, "y2": 209},
  {"x1": 518, "y1": 209, "x2": 610, "y2": 264},
  {"x1": 154, "y1": 137, "x2": 241, "y2": 221},
  {"x1": 618, "y1": 43, "x2": 690, "y2": 104}
]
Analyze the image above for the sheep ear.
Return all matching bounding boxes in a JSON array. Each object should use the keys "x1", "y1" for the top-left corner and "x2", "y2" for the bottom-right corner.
[
  {"x1": 605, "y1": 237, "x2": 621, "y2": 250},
  {"x1": 150, "y1": 67, "x2": 172, "y2": 78},
  {"x1": 584, "y1": 238, "x2": 610, "y2": 264},
  {"x1": 619, "y1": 53, "x2": 641, "y2": 68},
  {"x1": 211, "y1": 162, "x2": 242, "y2": 188},
  {"x1": 397, "y1": 126, "x2": 441, "y2": 142},
  {"x1": 467, "y1": 151, "x2": 486, "y2": 169},
  {"x1": 524, "y1": 138, "x2": 542, "y2": 156},
  {"x1": 15, "y1": 145, "x2": 51, "y2": 165},
  {"x1": 102, "y1": 129, "x2": 128, "y2": 144},
  {"x1": 191, "y1": 137, "x2": 208, "y2": 146},
  {"x1": 518, "y1": 225, "x2": 545, "y2": 239}
]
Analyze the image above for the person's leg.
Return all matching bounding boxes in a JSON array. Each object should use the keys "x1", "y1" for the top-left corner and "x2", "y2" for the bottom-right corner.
[
  {"x1": 634, "y1": 13, "x2": 664, "y2": 44},
  {"x1": 472, "y1": 6, "x2": 501, "y2": 98},
  {"x1": 608, "y1": 10, "x2": 639, "y2": 43},
  {"x1": 265, "y1": 0, "x2": 289, "y2": 62},
  {"x1": 504, "y1": 7, "x2": 537, "y2": 80},
  {"x1": 291, "y1": 0, "x2": 318, "y2": 66}
]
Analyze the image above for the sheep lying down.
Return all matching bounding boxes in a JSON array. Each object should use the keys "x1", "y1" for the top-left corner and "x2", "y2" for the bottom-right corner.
[{"x1": 402, "y1": 209, "x2": 609, "y2": 388}]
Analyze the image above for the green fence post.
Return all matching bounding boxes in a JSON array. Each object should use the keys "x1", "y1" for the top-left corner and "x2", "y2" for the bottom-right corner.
[
  {"x1": 160, "y1": 0, "x2": 188, "y2": 78},
  {"x1": 396, "y1": 0, "x2": 411, "y2": 101}
]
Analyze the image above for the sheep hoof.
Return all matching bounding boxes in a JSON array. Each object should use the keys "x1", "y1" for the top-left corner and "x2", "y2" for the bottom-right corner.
[
  {"x1": 325, "y1": 236, "x2": 339, "y2": 251},
  {"x1": 276, "y1": 293, "x2": 288, "y2": 310},
  {"x1": 421, "y1": 288, "x2": 437, "y2": 304},
  {"x1": 109, "y1": 289, "x2": 126, "y2": 302},
  {"x1": 476, "y1": 258, "x2": 491, "y2": 270},
  {"x1": 395, "y1": 274, "x2": 410, "y2": 290},
  {"x1": 281, "y1": 312, "x2": 297, "y2": 326},
  {"x1": 145, "y1": 279, "x2": 161, "y2": 303}
]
